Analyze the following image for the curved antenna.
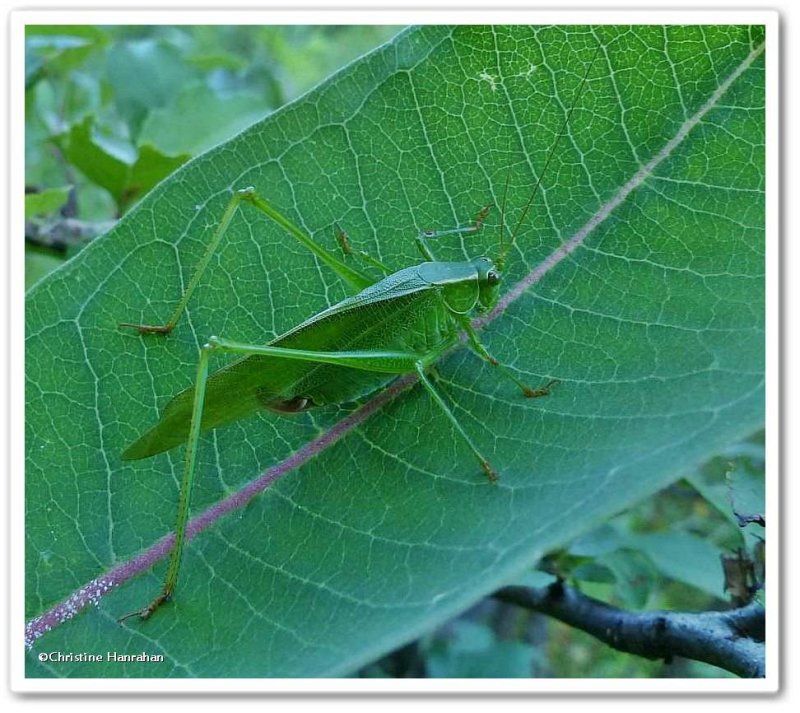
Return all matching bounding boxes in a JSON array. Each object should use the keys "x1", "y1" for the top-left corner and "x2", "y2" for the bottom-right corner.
[
  {"x1": 496, "y1": 39, "x2": 602, "y2": 271},
  {"x1": 497, "y1": 171, "x2": 512, "y2": 260}
]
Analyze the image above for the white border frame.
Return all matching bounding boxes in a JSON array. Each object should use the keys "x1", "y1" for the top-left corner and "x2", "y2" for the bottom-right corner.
[{"x1": 8, "y1": 4, "x2": 780, "y2": 695}]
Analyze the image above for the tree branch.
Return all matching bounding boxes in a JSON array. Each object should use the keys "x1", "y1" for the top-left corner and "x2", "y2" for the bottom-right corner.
[
  {"x1": 25, "y1": 217, "x2": 117, "y2": 253},
  {"x1": 495, "y1": 581, "x2": 765, "y2": 678}
]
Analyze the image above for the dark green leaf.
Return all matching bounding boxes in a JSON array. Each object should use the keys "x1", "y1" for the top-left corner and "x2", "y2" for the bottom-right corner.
[
  {"x1": 54, "y1": 116, "x2": 129, "y2": 203},
  {"x1": 25, "y1": 186, "x2": 70, "y2": 219},
  {"x1": 26, "y1": 25, "x2": 765, "y2": 677},
  {"x1": 626, "y1": 531, "x2": 726, "y2": 599},
  {"x1": 26, "y1": 252, "x2": 66, "y2": 290},
  {"x1": 139, "y1": 83, "x2": 269, "y2": 156},
  {"x1": 125, "y1": 144, "x2": 191, "y2": 209},
  {"x1": 105, "y1": 39, "x2": 190, "y2": 139},
  {"x1": 595, "y1": 549, "x2": 658, "y2": 609},
  {"x1": 55, "y1": 116, "x2": 189, "y2": 211},
  {"x1": 687, "y1": 441, "x2": 765, "y2": 551},
  {"x1": 26, "y1": 25, "x2": 109, "y2": 78},
  {"x1": 726, "y1": 462, "x2": 765, "y2": 527},
  {"x1": 425, "y1": 621, "x2": 539, "y2": 677}
]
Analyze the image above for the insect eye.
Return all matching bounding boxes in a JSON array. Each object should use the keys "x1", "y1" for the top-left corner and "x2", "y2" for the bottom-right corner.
[{"x1": 487, "y1": 271, "x2": 500, "y2": 285}]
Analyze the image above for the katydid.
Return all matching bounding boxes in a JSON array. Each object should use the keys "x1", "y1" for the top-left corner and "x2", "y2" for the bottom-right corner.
[{"x1": 118, "y1": 42, "x2": 599, "y2": 623}]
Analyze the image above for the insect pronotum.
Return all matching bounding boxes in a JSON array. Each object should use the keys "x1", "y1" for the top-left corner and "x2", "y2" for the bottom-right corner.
[{"x1": 117, "y1": 38, "x2": 601, "y2": 622}]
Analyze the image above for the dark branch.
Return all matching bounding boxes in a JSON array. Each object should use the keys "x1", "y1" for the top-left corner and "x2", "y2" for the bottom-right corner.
[
  {"x1": 495, "y1": 581, "x2": 765, "y2": 678},
  {"x1": 25, "y1": 217, "x2": 117, "y2": 253}
]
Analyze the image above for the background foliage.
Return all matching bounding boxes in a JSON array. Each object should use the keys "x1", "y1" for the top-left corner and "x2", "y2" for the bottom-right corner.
[
  {"x1": 25, "y1": 25, "x2": 400, "y2": 286},
  {"x1": 25, "y1": 24, "x2": 765, "y2": 678}
]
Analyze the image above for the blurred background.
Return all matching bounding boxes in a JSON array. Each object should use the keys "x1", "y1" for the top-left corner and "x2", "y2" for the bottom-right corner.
[
  {"x1": 25, "y1": 25, "x2": 400, "y2": 287},
  {"x1": 24, "y1": 25, "x2": 764, "y2": 678}
]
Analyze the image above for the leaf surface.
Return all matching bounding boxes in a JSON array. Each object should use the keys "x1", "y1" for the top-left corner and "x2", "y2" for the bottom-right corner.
[{"x1": 25, "y1": 25, "x2": 765, "y2": 677}]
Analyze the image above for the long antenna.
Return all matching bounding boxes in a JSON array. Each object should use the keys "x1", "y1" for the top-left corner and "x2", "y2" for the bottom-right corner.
[
  {"x1": 497, "y1": 38, "x2": 602, "y2": 270},
  {"x1": 497, "y1": 171, "x2": 511, "y2": 259}
]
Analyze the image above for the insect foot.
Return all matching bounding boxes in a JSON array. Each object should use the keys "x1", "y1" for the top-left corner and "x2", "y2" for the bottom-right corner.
[
  {"x1": 523, "y1": 379, "x2": 560, "y2": 399},
  {"x1": 474, "y1": 203, "x2": 492, "y2": 230},
  {"x1": 481, "y1": 459, "x2": 499, "y2": 482},
  {"x1": 118, "y1": 322, "x2": 174, "y2": 336},
  {"x1": 117, "y1": 592, "x2": 171, "y2": 624}
]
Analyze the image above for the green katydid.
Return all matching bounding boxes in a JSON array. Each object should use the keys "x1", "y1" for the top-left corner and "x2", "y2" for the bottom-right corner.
[{"x1": 118, "y1": 41, "x2": 599, "y2": 623}]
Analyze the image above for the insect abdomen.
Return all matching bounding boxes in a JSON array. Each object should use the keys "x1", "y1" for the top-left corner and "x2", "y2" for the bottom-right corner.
[
  {"x1": 275, "y1": 288, "x2": 456, "y2": 406},
  {"x1": 122, "y1": 267, "x2": 466, "y2": 460}
]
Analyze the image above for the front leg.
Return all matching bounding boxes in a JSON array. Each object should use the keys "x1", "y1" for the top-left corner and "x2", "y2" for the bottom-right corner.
[
  {"x1": 457, "y1": 316, "x2": 558, "y2": 399},
  {"x1": 416, "y1": 204, "x2": 492, "y2": 261}
]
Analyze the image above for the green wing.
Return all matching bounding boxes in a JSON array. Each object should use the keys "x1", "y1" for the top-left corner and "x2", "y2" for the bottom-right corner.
[{"x1": 121, "y1": 263, "x2": 469, "y2": 460}]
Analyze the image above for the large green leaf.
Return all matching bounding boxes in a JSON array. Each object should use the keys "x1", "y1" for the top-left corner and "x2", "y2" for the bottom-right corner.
[{"x1": 25, "y1": 25, "x2": 765, "y2": 677}]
